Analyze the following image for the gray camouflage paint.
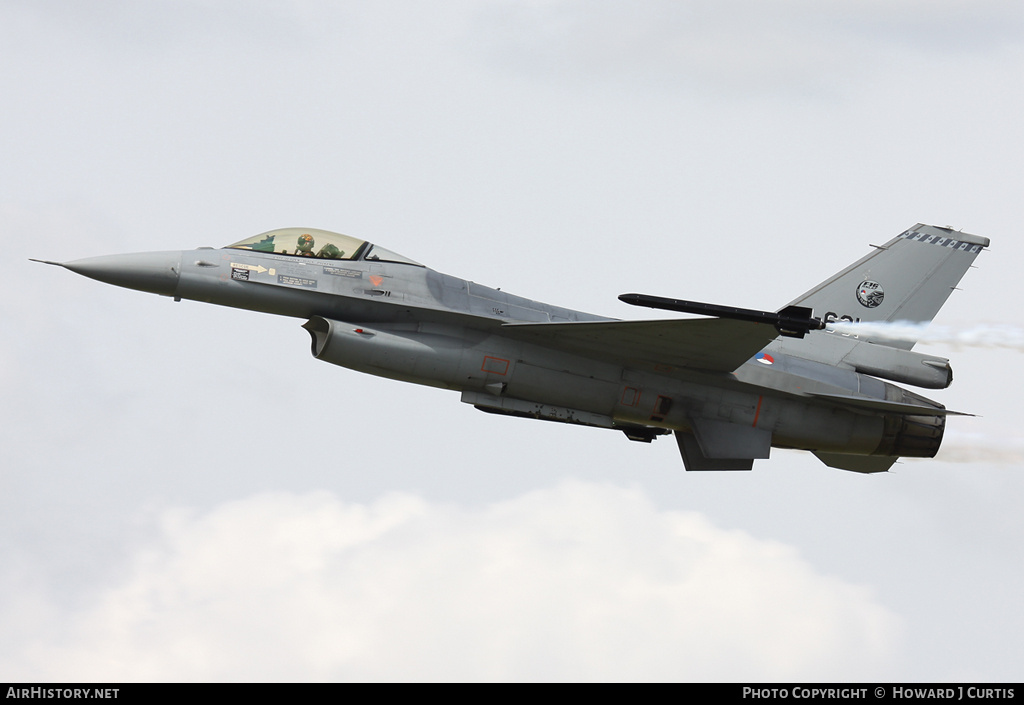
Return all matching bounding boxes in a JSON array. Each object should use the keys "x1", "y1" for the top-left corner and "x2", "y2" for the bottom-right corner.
[{"x1": 46, "y1": 223, "x2": 987, "y2": 473}]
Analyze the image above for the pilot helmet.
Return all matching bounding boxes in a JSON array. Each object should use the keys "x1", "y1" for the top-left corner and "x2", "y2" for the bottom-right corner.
[
  {"x1": 318, "y1": 243, "x2": 342, "y2": 259},
  {"x1": 296, "y1": 233, "x2": 315, "y2": 254}
]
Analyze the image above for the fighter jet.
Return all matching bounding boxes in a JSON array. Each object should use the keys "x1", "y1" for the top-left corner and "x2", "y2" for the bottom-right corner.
[{"x1": 34, "y1": 223, "x2": 987, "y2": 473}]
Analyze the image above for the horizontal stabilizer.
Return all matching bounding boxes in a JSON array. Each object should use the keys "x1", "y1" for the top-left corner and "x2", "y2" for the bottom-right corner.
[
  {"x1": 502, "y1": 318, "x2": 778, "y2": 372},
  {"x1": 807, "y1": 392, "x2": 971, "y2": 417}
]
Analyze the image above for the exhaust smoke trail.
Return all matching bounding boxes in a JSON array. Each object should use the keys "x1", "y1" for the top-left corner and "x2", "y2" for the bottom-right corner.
[
  {"x1": 827, "y1": 321, "x2": 1024, "y2": 351},
  {"x1": 822, "y1": 323, "x2": 1024, "y2": 464},
  {"x1": 905, "y1": 433, "x2": 1024, "y2": 464}
]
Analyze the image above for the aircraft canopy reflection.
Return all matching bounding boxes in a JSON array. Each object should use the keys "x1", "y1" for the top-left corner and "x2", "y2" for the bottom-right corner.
[{"x1": 227, "y1": 227, "x2": 423, "y2": 267}]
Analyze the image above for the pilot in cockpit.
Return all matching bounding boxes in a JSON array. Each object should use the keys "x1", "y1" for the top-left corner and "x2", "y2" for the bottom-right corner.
[
  {"x1": 295, "y1": 233, "x2": 316, "y2": 256},
  {"x1": 317, "y1": 243, "x2": 343, "y2": 259}
]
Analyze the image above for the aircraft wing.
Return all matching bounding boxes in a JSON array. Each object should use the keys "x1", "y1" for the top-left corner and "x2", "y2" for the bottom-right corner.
[{"x1": 501, "y1": 318, "x2": 778, "y2": 372}]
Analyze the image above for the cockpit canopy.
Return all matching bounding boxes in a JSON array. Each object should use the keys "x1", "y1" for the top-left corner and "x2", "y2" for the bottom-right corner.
[{"x1": 225, "y1": 227, "x2": 422, "y2": 266}]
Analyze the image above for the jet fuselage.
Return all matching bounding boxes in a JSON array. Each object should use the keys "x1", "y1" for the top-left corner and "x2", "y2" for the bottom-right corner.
[{"x1": 59, "y1": 241, "x2": 946, "y2": 471}]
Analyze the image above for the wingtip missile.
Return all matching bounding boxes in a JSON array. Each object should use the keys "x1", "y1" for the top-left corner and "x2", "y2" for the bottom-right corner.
[{"x1": 618, "y1": 293, "x2": 825, "y2": 338}]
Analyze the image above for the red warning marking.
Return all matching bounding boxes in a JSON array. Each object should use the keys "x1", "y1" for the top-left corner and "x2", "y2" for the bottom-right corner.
[
  {"x1": 621, "y1": 387, "x2": 640, "y2": 407},
  {"x1": 481, "y1": 356, "x2": 510, "y2": 375},
  {"x1": 369, "y1": 275, "x2": 384, "y2": 287},
  {"x1": 752, "y1": 395, "x2": 764, "y2": 427}
]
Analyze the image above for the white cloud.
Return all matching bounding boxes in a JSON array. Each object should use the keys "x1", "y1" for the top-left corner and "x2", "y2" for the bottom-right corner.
[
  {"x1": 473, "y1": 0, "x2": 1024, "y2": 94},
  {"x1": 11, "y1": 482, "x2": 899, "y2": 681}
]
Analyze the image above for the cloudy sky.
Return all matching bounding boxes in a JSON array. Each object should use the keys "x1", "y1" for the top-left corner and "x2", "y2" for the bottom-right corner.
[{"x1": 3, "y1": 0, "x2": 1023, "y2": 681}]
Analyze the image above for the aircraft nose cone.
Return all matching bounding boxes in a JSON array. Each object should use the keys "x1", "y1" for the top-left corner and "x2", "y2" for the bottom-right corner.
[{"x1": 62, "y1": 251, "x2": 182, "y2": 297}]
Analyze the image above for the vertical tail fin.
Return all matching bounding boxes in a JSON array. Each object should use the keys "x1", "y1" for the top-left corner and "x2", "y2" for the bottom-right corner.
[{"x1": 783, "y1": 224, "x2": 988, "y2": 350}]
